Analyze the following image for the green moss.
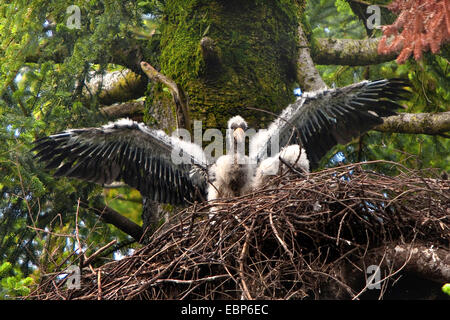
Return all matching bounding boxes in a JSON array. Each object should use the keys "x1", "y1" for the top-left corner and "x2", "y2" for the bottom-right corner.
[
  {"x1": 143, "y1": 81, "x2": 178, "y2": 133},
  {"x1": 153, "y1": 0, "x2": 304, "y2": 130}
]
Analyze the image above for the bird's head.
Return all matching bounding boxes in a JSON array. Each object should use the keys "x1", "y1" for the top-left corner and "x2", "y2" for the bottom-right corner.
[{"x1": 227, "y1": 116, "x2": 248, "y2": 149}]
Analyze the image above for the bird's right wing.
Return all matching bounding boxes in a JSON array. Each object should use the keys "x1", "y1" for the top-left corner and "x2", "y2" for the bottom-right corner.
[{"x1": 32, "y1": 119, "x2": 208, "y2": 205}]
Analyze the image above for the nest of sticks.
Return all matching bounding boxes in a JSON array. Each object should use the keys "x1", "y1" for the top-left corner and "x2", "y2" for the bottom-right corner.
[{"x1": 30, "y1": 161, "x2": 449, "y2": 300}]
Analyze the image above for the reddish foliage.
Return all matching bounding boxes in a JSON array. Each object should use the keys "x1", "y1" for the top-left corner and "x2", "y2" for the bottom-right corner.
[{"x1": 378, "y1": 0, "x2": 450, "y2": 63}]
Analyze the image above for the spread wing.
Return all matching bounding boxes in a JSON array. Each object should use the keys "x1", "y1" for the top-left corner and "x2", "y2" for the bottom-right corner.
[
  {"x1": 32, "y1": 119, "x2": 208, "y2": 205},
  {"x1": 252, "y1": 79, "x2": 410, "y2": 169}
]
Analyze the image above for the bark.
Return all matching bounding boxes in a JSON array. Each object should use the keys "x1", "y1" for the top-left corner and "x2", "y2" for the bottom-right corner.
[
  {"x1": 369, "y1": 243, "x2": 450, "y2": 285},
  {"x1": 83, "y1": 69, "x2": 147, "y2": 106},
  {"x1": 80, "y1": 200, "x2": 143, "y2": 242},
  {"x1": 312, "y1": 38, "x2": 398, "y2": 66},
  {"x1": 141, "y1": 61, "x2": 191, "y2": 130},
  {"x1": 376, "y1": 111, "x2": 450, "y2": 135},
  {"x1": 92, "y1": 206, "x2": 143, "y2": 243},
  {"x1": 327, "y1": 242, "x2": 450, "y2": 299},
  {"x1": 297, "y1": 23, "x2": 327, "y2": 91},
  {"x1": 100, "y1": 100, "x2": 145, "y2": 120},
  {"x1": 348, "y1": 242, "x2": 450, "y2": 297}
]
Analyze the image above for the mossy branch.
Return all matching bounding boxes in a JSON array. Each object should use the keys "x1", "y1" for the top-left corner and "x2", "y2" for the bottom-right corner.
[
  {"x1": 297, "y1": 24, "x2": 327, "y2": 91},
  {"x1": 376, "y1": 111, "x2": 450, "y2": 136},
  {"x1": 140, "y1": 61, "x2": 191, "y2": 130},
  {"x1": 84, "y1": 69, "x2": 147, "y2": 106},
  {"x1": 312, "y1": 38, "x2": 398, "y2": 66},
  {"x1": 100, "y1": 100, "x2": 145, "y2": 120}
]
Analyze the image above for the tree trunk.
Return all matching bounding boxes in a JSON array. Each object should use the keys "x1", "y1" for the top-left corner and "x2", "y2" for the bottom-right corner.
[{"x1": 149, "y1": 0, "x2": 303, "y2": 132}]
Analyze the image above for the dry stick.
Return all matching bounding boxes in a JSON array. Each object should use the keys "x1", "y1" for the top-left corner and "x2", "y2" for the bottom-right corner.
[
  {"x1": 306, "y1": 187, "x2": 372, "y2": 226},
  {"x1": 82, "y1": 239, "x2": 117, "y2": 267},
  {"x1": 26, "y1": 226, "x2": 76, "y2": 238},
  {"x1": 336, "y1": 211, "x2": 350, "y2": 246},
  {"x1": 26, "y1": 244, "x2": 85, "y2": 299},
  {"x1": 306, "y1": 269, "x2": 357, "y2": 298},
  {"x1": 140, "y1": 61, "x2": 191, "y2": 130},
  {"x1": 88, "y1": 264, "x2": 96, "y2": 276},
  {"x1": 155, "y1": 275, "x2": 229, "y2": 285},
  {"x1": 355, "y1": 256, "x2": 391, "y2": 300},
  {"x1": 97, "y1": 270, "x2": 102, "y2": 300},
  {"x1": 269, "y1": 212, "x2": 294, "y2": 259},
  {"x1": 51, "y1": 279, "x2": 67, "y2": 300},
  {"x1": 238, "y1": 218, "x2": 256, "y2": 300}
]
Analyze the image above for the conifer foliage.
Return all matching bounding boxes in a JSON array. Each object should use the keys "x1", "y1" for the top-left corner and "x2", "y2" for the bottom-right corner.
[{"x1": 378, "y1": 0, "x2": 450, "y2": 63}]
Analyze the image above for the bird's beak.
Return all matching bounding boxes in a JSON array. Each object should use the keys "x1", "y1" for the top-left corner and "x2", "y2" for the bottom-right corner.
[{"x1": 233, "y1": 127, "x2": 245, "y2": 146}]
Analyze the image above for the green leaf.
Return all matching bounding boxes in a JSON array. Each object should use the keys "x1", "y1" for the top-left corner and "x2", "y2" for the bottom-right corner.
[
  {"x1": 0, "y1": 262, "x2": 12, "y2": 276},
  {"x1": 443, "y1": 283, "x2": 450, "y2": 296}
]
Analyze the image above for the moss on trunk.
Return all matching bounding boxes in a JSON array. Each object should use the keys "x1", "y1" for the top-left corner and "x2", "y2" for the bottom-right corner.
[{"x1": 149, "y1": 0, "x2": 302, "y2": 132}]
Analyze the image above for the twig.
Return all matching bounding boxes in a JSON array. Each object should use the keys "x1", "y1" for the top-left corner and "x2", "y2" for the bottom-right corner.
[
  {"x1": 82, "y1": 239, "x2": 117, "y2": 267},
  {"x1": 97, "y1": 270, "x2": 102, "y2": 300},
  {"x1": 238, "y1": 218, "x2": 256, "y2": 300},
  {"x1": 140, "y1": 61, "x2": 191, "y2": 130},
  {"x1": 269, "y1": 212, "x2": 294, "y2": 259}
]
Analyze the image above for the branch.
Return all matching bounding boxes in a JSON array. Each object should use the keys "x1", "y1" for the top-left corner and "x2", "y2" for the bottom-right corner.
[
  {"x1": 26, "y1": 44, "x2": 148, "y2": 107},
  {"x1": 297, "y1": 24, "x2": 327, "y2": 91},
  {"x1": 82, "y1": 239, "x2": 117, "y2": 267},
  {"x1": 329, "y1": 241, "x2": 450, "y2": 299},
  {"x1": 25, "y1": 37, "x2": 148, "y2": 75},
  {"x1": 109, "y1": 39, "x2": 150, "y2": 74},
  {"x1": 312, "y1": 38, "x2": 398, "y2": 66},
  {"x1": 89, "y1": 205, "x2": 143, "y2": 242},
  {"x1": 83, "y1": 69, "x2": 147, "y2": 106},
  {"x1": 140, "y1": 61, "x2": 191, "y2": 130},
  {"x1": 362, "y1": 242, "x2": 450, "y2": 284},
  {"x1": 376, "y1": 111, "x2": 450, "y2": 135},
  {"x1": 21, "y1": 40, "x2": 69, "y2": 65},
  {"x1": 100, "y1": 100, "x2": 145, "y2": 120}
]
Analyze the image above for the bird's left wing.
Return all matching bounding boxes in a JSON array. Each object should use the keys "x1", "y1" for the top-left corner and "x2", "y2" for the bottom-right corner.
[
  {"x1": 252, "y1": 79, "x2": 410, "y2": 169},
  {"x1": 32, "y1": 119, "x2": 208, "y2": 204}
]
